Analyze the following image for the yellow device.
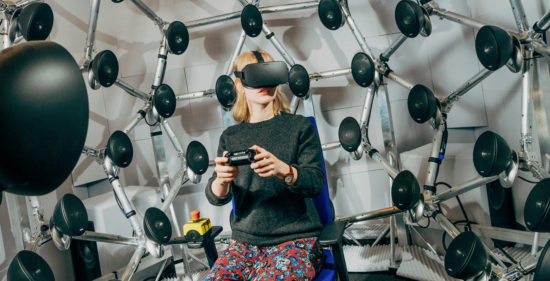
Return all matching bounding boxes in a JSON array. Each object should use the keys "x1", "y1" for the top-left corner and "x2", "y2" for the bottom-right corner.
[{"x1": 183, "y1": 210, "x2": 212, "y2": 242}]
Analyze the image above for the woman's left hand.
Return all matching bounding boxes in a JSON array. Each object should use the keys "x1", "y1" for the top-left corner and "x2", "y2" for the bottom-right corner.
[{"x1": 249, "y1": 145, "x2": 286, "y2": 178}]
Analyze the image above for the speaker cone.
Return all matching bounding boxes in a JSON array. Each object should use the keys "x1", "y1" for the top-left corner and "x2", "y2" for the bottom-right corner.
[
  {"x1": 475, "y1": 25, "x2": 513, "y2": 71},
  {"x1": 18, "y1": 3, "x2": 54, "y2": 41},
  {"x1": 289, "y1": 64, "x2": 310, "y2": 98},
  {"x1": 395, "y1": 0, "x2": 425, "y2": 38},
  {"x1": 91, "y1": 50, "x2": 119, "y2": 88},
  {"x1": 338, "y1": 117, "x2": 362, "y2": 152},
  {"x1": 407, "y1": 84, "x2": 438, "y2": 123},
  {"x1": 241, "y1": 4, "x2": 263, "y2": 37},
  {"x1": 166, "y1": 21, "x2": 189, "y2": 55},
  {"x1": 53, "y1": 193, "x2": 88, "y2": 237},
  {"x1": 391, "y1": 170, "x2": 421, "y2": 210},
  {"x1": 524, "y1": 178, "x2": 550, "y2": 232},
  {"x1": 8, "y1": 250, "x2": 55, "y2": 281},
  {"x1": 144, "y1": 207, "x2": 172, "y2": 244},
  {"x1": 153, "y1": 84, "x2": 176, "y2": 118},
  {"x1": 351, "y1": 52, "x2": 375, "y2": 88},
  {"x1": 106, "y1": 130, "x2": 133, "y2": 168},
  {"x1": 318, "y1": 0, "x2": 344, "y2": 30},
  {"x1": 444, "y1": 231, "x2": 488, "y2": 280},
  {"x1": 473, "y1": 131, "x2": 513, "y2": 177},
  {"x1": 186, "y1": 141, "x2": 209, "y2": 175},
  {"x1": 215, "y1": 75, "x2": 236, "y2": 109}
]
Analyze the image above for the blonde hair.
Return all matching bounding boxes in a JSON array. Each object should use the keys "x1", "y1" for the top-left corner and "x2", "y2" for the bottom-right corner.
[{"x1": 232, "y1": 50, "x2": 290, "y2": 122}]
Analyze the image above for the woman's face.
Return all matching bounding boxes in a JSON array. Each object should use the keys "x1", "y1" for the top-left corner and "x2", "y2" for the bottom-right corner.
[{"x1": 243, "y1": 86, "x2": 277, "y2": 106}]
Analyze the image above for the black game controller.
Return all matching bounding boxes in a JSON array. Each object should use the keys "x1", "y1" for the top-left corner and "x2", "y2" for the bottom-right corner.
[{"x1": 226, "y1": 149, "x2": 257, "y2": 166}]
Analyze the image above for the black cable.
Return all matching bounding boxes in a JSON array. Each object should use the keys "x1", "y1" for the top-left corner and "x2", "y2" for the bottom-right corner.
[
  {"x1": 435, "y1": 181, "x2": 472, "y2": 231},
  {"x1": 416, "y1": 212, "x2": 431, "y2": 229},
  {"x1": 518, "y1": 176, "x2": 539, "y2": 184}
]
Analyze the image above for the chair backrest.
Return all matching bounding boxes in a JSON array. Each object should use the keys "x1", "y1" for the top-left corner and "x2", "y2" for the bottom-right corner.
[{"x1": 307, "y1": 116, "x2": 334, "y2": 226}]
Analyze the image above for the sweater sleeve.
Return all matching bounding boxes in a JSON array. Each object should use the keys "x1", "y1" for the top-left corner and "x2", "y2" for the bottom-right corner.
[
  {"x1": 205, "y1": 131, "x2": 233, "y2": 206},
  {"x1": 287, "y1": 119, "x2": 324, "y2": 198}
]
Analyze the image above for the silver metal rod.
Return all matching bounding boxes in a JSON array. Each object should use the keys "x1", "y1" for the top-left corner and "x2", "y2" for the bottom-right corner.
[
  {"x1": 261, "y1": 1, "x2": 318, "y2": 14},
  {"x1": 520, "y1": 52, "x2": 535, "y2": 161},
  {"x1": 262, "y1": 24, "x2": 295, "y2": 66},
  {"x1": 341, "y1": 4, "x2": 373, "y2": 58},
  {"x1": 423, "y1": 123, "x2": 445, "y2": 197},
  {"x1": 73, "y1": 231, "x2": 139, "y2": 246},
  {"x1": 498, "y1": 254, "x2": 538, "y2": 280},
  {"x1": 509, "y1": 0, "x2": 529, "y2": 33},
  {"x1": 470, "y1": 224, "x2": 550, "y2": 245},
  {"x1": 82, "y1": 146, "x2": 100, "y2": 159},
  {"x1": 15, "y1": 0, "x2": 35, "y2": 9},
  {"x1": 121, "y1": 245, "x2": 146, "y2": 281},
  {"x1": 309, "y1": 68, "x2": 351, "y2": 81},
  {"x1": 533, "y1": 40, "x2": 550, "y2": 60},
  {"x1": 237, "y1": 0, "x2": 249, "y2": 6},
  {"x1": 153, "y1": 37, "x2": 168, "y2": 87},
  {"x1": 123, "y1": 106, "x2": 147, "y2": 134},
  {"x1": 185, "y1": 12, "x2": 241, "y2": 29},
  {"x1": 380, "y1": 34, "x2": 407, "y2": 61},
  {"x1": 2, "y1": 13, "x2": 11, "y2": 49},
  {"x1": 409, "y1": 225, "x2": 438, "y2": 256},
  {"x1": 115, "y1": 79, "x2": 150, "y2": 101},
  {"x1": 372, "y1": 225, "x2": 390, "y2": 246},
  {"x1": 160, "y1": 179, "x2": 185, "y2": 213},
  {"x1": 432, "y1": 176, "x2": 498, "y2": 203},
  {"x1": 527, "y1": 161, "x2": 550, "y2": 180},
  {"x1": 176, "y1": 90, "x2": 215, "y2": 100},
  {"x1": 370, "y1": 150, "x2": 399, "y2": 179},
  {"x1": 390, "y1": 215, "x2": 396, "y2": 267},
  {"x1": 335, "y1": 206, "x2": 404, "y2": 223},
  {"x1": 444, "y1": 68, "x2": 493, "y2": 107},
  {"x1": 429, "y1": 6, "x2": 488, "y2": 30},
  {"x1": 161, "y1": 120, "x2": 184, "y2": 155},
  {"x1": 84, "y1": 0, "x2": 100, "y2": 62},
  {"x1": 385, "y1": 71, "x2": 415, "y2": 90},
  {"x1": 322, "y1": 141, "x2": 340, "y2": 151},
  {"x1": 130, "y1": 0, "x2": 164, "y2": 28},
  {"x1": 532, "y1": 232, "x2": 539, "y2": 255},
  {"x1": 534, "y1": 10, "x2": 550, "y2": 33},
  {"x1": 360, "y1": 85, "x2": 376, "y2": 133},
  {"x1": 226, "y1": 30, "x2": 247, "y2": 76}
]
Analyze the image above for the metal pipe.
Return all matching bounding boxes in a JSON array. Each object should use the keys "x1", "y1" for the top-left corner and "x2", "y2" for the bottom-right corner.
[
  {"x1": 84, "y1": 0, "x2": 101, "y2": 63},
  {"x1": 2, "y1": 13, "x2": 11, "y2": 49},
  {"x1": 322, "y1": 141, "x2": 340, "y2": 151},
  {"x1": 432, "y1": 176, "x2": 498, "y2": 203},
  {"x1": 123, "y1": 106, "x2": 148, "y2": 134},
  {"x1": 444, "y1": 68, "x2": 493, "y2": 108},
  {"x1": 341, "y1": 4, "x2": 373, "y2": 58},
  {"x1": 14, "y1": 0, "x2": 35, "y2": 9},
  {"x1": 82, "y1": 146, "x2": 100, "y2": 159},
  {"x1": 532, "y1": 232, "x2": 539, "y2": 255},
  {"x1": 509, "y1": 0, "x2": 529, "y2": 33},
  {"x1": 423, "y1": 123, "x2": 445, "y2": 197},
  {"x1": 176, "y1": 90, "x2": 215, "y2": 101},
  {"x1": 121, "y1": 246, "x2": 146, "y2": 281},
  {"x1": 153, "y1": 37, "x2": 168, "y2": 87},
  {"x1": 160, "y1": 120, "x2": 184, "y2": 155},
  {"x1": 384, "y1": 71, "x2": 415, "y2": 90},
  {"x1": 534, "y1": 10, "x2": 550, "y2": 33},
  {"x1": 261, "y1": 1, "x2": 318, "y2": 14},
  {"x1": 335, "y1": 206, "x2": 404, "y2": 223},
  {"x1": 262, "y1": 24, "x2": 295, "y2": 66},
  {"x1": 498, "y1": 254, "x2": 538, "y2": 280},
  {"x1": 520, "y1": 52, "x2": 535, "y2": 160},
  {"x1": 380, "y1": 34, "x2": 407, "y2": 61},
  {"x1": 533, "y1": 40, "x2": 550, "y2": 60},
  {"x1": 237, "y1": 0, "x2": 249, "y2": 6},
  {"x1": 74, "y1": 231, "x2": 139, "y2": 246},
  {"x1": 372, "y1": 225, "x2": 390, "y2": 246},
  {"x1": 429, "y1": 6, "x2": 488, "y2": 30},
  {"x1": 226, "y1": 30, "x2": 247, "y2": 76},
  {"x1": 130, "y1": 0, "x2": 164, "y2": 28},
  {"x1": 309, "y1": 68, "x2": 351, "y2": 81},
  {"x1": 185, "y1": 11, "x2": 240, "y2": 29},
  {"x1": 369, "y1": 150, "x2": 399, "y2": 179},
  {"x1": 115, "y1": 79, "x2": 150, "y2": 101}
]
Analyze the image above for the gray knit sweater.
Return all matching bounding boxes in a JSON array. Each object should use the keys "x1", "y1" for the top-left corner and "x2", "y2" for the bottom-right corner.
[{"x1": 205, "y1": 112, "x2": 324, "y2": 246}]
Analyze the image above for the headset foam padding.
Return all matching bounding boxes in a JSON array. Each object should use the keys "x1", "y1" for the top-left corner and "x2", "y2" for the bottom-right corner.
[
  {"x1": 0, "y1": 41, "x2": 88, "y2": 196},
  {"x1": 407, "y1": 84, "x2": 437, "y2": 123},
  {"x1": 8, "y1": 250, "x2": 55, "y2": 281},
  {"x1": 395, "y1": 0, "x2": 425, "y2": 38},
  {"x1": 475, "y1": 25, "x2": 513, "y2": 71},
  {"x1": 153, "y1": 84, "x2": 176, "y2": 118},
  {"x1": 215, "y1": 75, "x2": 236, "y2": 109},
  {"x1": 391, "y1": 170, "x2": 421, "y2": 210},
  {"x1": 473, "y1": 131, "x2": 512, "y2": 177},
  {"x1": 318, "y1": 0, "x2": 344, "y2": 30},
  {"x1": 351, "y1": 52, "x2": 375, "y2": 88},
  {"x1": 338, "y1": 117, "x2": 361, "y2": 152},
  {"x1": 289, "y1": 64, "x2": 310, "y2": 97},
  {"x1": 105, "y1": 130, "x2": 133, "y2": 168},
  {"x1": 445, "y1": 231, "x2": 488, "y2": 280},
  {"x1": 143, "y1": 207, "x2": 172, "y2": 244},
  {"x1": 186, "y1": 141, "x2": 209, "y2": 175},
  {"x1": 534, "y1": 239, "x2": 550, "y2": 281},
  {"x1": 17, "y1": 3, "x2": 53, "y2": 41},
  {"x1": 91, "y1": 50, "x2": 118, "y2": 87},
  {"x1": 524, "y1": 178, "x2": 550, "y2": 232},
  {"x1": 166, "y1": 21, "x2": 189, "y2": 55},
  {"x1": 53, "y1": 193, "x2": 88, "y2": 236},
  {"x1": 241, "y1": 4, "x2": 263, "y2": 37}
]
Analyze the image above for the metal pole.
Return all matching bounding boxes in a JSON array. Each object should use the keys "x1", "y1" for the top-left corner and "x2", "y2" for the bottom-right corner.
[
  {"x1": 380, "y1": 34, "x2": 407, "y2": 62},
  {"x1": 106, "y1": 170, "x2": 144, "y2": 238},
  {"x1": 161, "y1": 120, "x2": 184, "y2": 155},
  {"x1": 372, "y1": 225, "x2": 390, "y2": 246},
  {"x1": 432, "y1": 176, "x2": 498, "y2": 203},
  {"x1": 509, "y1": 0, "x2": 529, "y2": 33},
  {"x1": 121, "y1": 246, "x2": 147, "y2": 281},
  {"x1": 309, "y1": 68, "x2": 351, "y2": 81},
  {"x1": 533, "y1": 10, "x2": 550, "y2": 34},
  {"x1": 84, "y1": 0, "x2": 101, "y2": 63},
  {"x1": 360, "y1": 86, "x2": 375, "y2": 128},
  {"x1": 123, "y1": 106, "x2": 147, "y2": 134},
  {"x1": 341, "y1": 4, "x2": 373, "y2": 58},
  {"x1": 533, "y1": 40, "x2": 550, "y2": 60},
  {"x1": 520, "y1": 50, "x2": 535, "y2": 161},
  {"x1": 74, "y1": 231, "x2": 139, "y2": 246},
  {"x1": 130, "y1": 0, "x2": 164, "y2": 28},
  {"x1": 429, "y1": 6, "x2": 488, "y2": 30},
  {"x1": 185, "y1": 12, "x2": 240, "y2": 29},
  {"x1": 115, "y1": 79, "x2": 151, "y2": 101},
  {"x1": 385, "y1": 71, "x2": 415, "y2": 90},
  {"x1": 153, "y1": 36, "x2": 168, "y2": 87},
  {"x1": 262, "y1": 24, "x2": 295, "y2": 66},
  {"x1": 2, "y1": 13, "x2": 11, "y2": 49},
  {"x1": 335, "y1": 206, "x2": 403, "y2": 223},
  {"x1": 225, "y1": 30, "x2": 247, "y2": 76},
  {"x1": 443, "y1": 68, "x2": 493, "y2": 109},
  {"x1": 532, "y1": 232, "x2": 539, "y2": 256},
  {"x1": 322, "y1": 141, "x2": 341, "y2": 151},
  {"x1": 176, "y1": 90, "x2": 215, "y2": 101},
  {"x1": 369, "y1": 150, "x2": 399, "y2": 179},
  {"x1": 423, "y1": 122, "x2": 444, "y2": 197}
]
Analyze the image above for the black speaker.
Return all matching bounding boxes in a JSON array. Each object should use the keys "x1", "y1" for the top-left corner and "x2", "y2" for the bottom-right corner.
[
  {"x1": 486, "y1": 180, "x2": 517, "y2": 246},
  {"x1": 53, "y1": 193, "x2": 88, "y2": 237},
  {"x1": 144, "y1": 207, "x2": 172, "y2": 244},
  {"x1": 288, "y1": 64, "x2": 310, "y2": 97},
  {"x1": 8, "y1": 250, "x2": 54, "y2": 281},
  {"x1": 91, "y1": 50, "x2": 118, "y2": 87},
  {"x1": 391, "y1": 170, "x2": 420, "y2": 210},
  {"x1": 394, "y1": 0, "x2": 425, "y2": 38},
  {"x1": 407, "y1": 84, "x2": 437, "y2": 123},
  {"x1": 338, "y1": 117, "x2": 361, "y2": 152},
  {"x1": 106, "y1": 130, "x2": 133, "y2": 168},
  {"x1": 70, "y1": 221, "x2": 101, "y2": 281},
  {"x1": 473, "y1": 131, "x2": 513, "y2": 177},
  {"x1": 534, "y1": 239, "x2": 550, "y2": 281},
  {"x1": 351, "y1": 52, "x2": 375, "y2": 88},
  {"x1": 475, "y1": 25, "x2": 513, "y2": 71},
  {"x1": 241, "y1": 4, "x2": 263, "y2": 37},
  {"x1": 153, "y1": 84, "x2": 176, "y2": 119},
  {"x1": 18, "y1": 2, "x2": 54, "y2": 41},
  {"x1": 318, "y1": 0, "x2": 344, "y2": 30},
  {"x1": 524, "y1": 178, "x2": 550, "y2": 232},
  {"x1": 215, "y1": 75, "x2": 236, "y2": 109},
  {"x1": 186, "y1": 141, "x2": 209, "y2": 175},
  {"x1": 166, "y1": 21, "x2": 189, "y2": 55},
  {"x1": 444, "y1": 231, "x2": 488, "y2": 280}
]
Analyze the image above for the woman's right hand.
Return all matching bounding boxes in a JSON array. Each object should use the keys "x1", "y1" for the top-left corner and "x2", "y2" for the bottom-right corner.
[{"x1": 213, "y1": 151, "x2": 239, "y2": 186}]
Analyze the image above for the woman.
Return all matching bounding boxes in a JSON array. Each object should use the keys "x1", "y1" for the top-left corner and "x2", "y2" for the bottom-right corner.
[{"x1": 205, "y1": 50, "x2": 325, "y2": 281}]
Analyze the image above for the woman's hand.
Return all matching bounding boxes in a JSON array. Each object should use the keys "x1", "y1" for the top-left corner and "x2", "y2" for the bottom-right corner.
[
  {"x1": 213, "y1": 151, "x2": 239, "y2": 187},
  {"x1": 249, "y1": 145, "x2": 290, "y2": 180}
]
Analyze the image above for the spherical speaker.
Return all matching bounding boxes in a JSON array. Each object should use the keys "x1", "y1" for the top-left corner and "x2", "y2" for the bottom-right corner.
[
  {"x1": 0, "y1": 41, "x2": 88, "y2": 196},
  {"x1": 534, "y1": 239, "x2": 550, "y2": 281},
  {"x1": 391, "y1": 170, "x2": 421, "y2": 210},
  {"x1": 524, "y1": 178, "x2": 550, "y2": 232},
  {"x1": 351, "y1": 52, "x2": 375, "y2": 88},
  {"x1": 18, "y1": 3, "x2": 54, "y2": 41},
  {"x1": 166, "y1": 21, "x2": 189, "y2": 55},
  {"x1": 144, "y1": 207, "x2": 172, "y2": 244},
  {"x1": 444, "y1": 231, "x2": 488, "y2": 280},
  {"x1": 105, "y1": 130, "x2": 133, "y2": 168},
  {"x1": 394, "y1": 0, "x2": 425, "y2": 38},
  {"x1": 153, "y1": 84, "x2": 176, "y2": 119},
  {"x1": 8, "y1": 250, "x2": 55, "y2": 281},
  {"x1": 186, "y1": 141, "x2": 209, "y2": 175},
  {"x1": 407, "y1": 84, "x2": 437, "y2": 123},
  {"x1": 241, "y1": 4, "x2": 263, "y2": 37},
  {"x1": 338, "y1": 117, "x2": 362, "y2": 152},
  {"x1": 215, "y1": 75, "x2": 236, "y2": 109},
  {"x1": 475, "y1": 25, "x2": 513, "y2": 71},
  {"x1": 53, "y1": 193, "x2": 88, "y2": 236},
  {"x1": 318, "y1": 0, "x2": 344, "y2": 30},
  {"x1": 91, "y1": 50, "x2": 118, "y2": 87},
  {"x1": 473, "y1": 131, "x2": 513, "y2": 177},
  {"x1": 289, "y1": 64, "x2": 310, "y2": 97}
]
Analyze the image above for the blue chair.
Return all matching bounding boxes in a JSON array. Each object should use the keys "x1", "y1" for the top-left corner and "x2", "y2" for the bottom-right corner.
[{"x1": 308, "y1": 117, "x2": 349, "y2": 281}]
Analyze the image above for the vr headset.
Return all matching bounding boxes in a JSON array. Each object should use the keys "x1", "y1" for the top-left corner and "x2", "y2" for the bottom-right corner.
[{"x1": 234, "y1": 51, "x2": 289, "y2": 88}]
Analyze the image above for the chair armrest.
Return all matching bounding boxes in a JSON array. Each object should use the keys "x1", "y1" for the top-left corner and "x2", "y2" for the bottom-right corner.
[{"x1": 319, "y1": 221, "x2": 347, "y2": 246}]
